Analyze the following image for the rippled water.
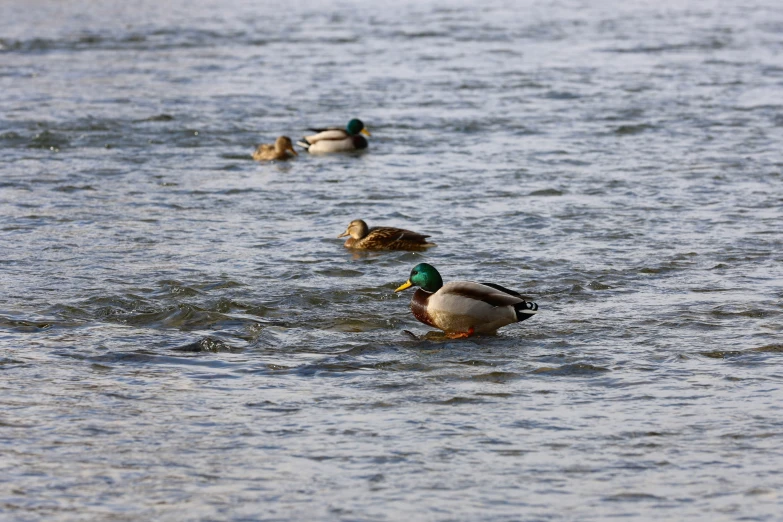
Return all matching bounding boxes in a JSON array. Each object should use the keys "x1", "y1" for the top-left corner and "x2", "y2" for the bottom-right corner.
[{"x1": 2, "y1": 0, "x2": 783, "y2": 519}]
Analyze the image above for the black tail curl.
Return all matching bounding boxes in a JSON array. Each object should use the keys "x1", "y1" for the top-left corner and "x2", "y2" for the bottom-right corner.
[{"x1": 514, "y1": 301, "x2": 538, "y2": 322}]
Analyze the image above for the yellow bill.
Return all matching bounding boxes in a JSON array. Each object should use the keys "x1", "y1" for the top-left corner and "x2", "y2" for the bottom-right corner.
[
  {"x1": 394, "y1": 280, "x2": 413, "y2": 292},
  {"x1": 361, "y1": 128, "x2": 371, "y2": 137}
]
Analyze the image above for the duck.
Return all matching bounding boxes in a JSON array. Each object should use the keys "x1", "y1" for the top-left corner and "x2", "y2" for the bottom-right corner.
[
  {"x1": 394, "y1": 263, "x2": 538, "y2": 338},
  {"x1": 298, "y1": 134, "x2": 368, "y2": 154},
  {"x1": 304, "y1": 118, "x2": 371, "y2": 142},
  {"x1": 297, "y1": 118, "x2": 371, "y2": 154},
  {"x1": 338, "y1": 219, "x2": 435, "y2": 250},
  {"x1": 252, "y1": 136, "x2": 298, "y2": 161}
]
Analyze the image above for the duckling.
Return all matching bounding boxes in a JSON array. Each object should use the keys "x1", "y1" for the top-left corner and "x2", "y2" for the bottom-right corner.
[
  {"x1": 252, "y1": 136, "x2": 298, "y2": 161},
  {"x1": 338, "y1": 219, "x2": 435, "y2": 250}
]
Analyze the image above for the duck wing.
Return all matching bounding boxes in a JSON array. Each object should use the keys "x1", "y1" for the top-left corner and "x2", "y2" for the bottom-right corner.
[
  {"x1": 252, "y1": 143, "x2": 276, "y2": 161},
  {"x1": 478, "y1": 282, "x2": 525, "y2": 298},
  {"x1": 361, "y1": 227, "x2": 435, "y2": 249},
  {"x1": 443, "y1": 282, "x2": 525, "y2": 307},
  {"x1": 476, "y1": 282, "x2": 538, "y2": 321},
  {"x1": 308, "y1": 126, "x2": 342, "y2": 133},
  {"x1": 302, "y1": 129, "x2": 349, "y2": 144},
  {"x1": 370, "y1": 227, "x2": 430, "y2": 241}
]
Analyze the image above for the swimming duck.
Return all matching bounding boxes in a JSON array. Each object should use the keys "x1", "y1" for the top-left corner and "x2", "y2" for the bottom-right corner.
[
  {"x1": 252, "y1": 136, "x2": 298, "y2": 161},
  {"x1": 338, "y1": 219, "x2": 435, "y2": 250},
  {"x1": 394, "y1": 263, "x2": 538, "y2": 338},
  {"x1": 298, "y1": 134, "x2": 368, "y2": 154},
  {"x1": 304, "y1": 118, "x2": 371, "y2": 142},
  {"x1": 297, "y1": 118, "x2": 371, "y2": 154}
]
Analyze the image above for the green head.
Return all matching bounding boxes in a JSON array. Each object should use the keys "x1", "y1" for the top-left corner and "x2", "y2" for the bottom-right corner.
[
  {"x1": 394, "y1": 263, "x2": 443, "y2": 293},
  {"x1": 346, "y1": 118, "x2": 371, "y2": 137}
]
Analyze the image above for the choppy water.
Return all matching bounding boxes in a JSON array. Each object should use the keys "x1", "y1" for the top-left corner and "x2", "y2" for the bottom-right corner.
[{"x1": 2, "y1": 0, "x2": 783, "y2": 519}]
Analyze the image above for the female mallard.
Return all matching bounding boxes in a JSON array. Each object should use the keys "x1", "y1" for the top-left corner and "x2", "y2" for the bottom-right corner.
[
  {"x1": 297, "y1": 118, "x2": 371, "y2": 154},
  {"x1": 394, "y1": 263, "x2": 538, "y2": 338},
  {"x1": 338, "y1": 219, "x2": 435, "y2": 250},
  {"x1": 252, "y1": 136, "x2": 298, "y2": 161}
]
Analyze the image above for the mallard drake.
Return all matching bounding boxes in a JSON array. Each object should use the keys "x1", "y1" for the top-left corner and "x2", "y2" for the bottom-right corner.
[
  {"x1": 252, "y1": 136, "x2": 298, "y2": 161},
  {"x1": 394, "y1": 263, "x2": 538, "y2": 338},
  {"x1": 304, "y1": 118, "x2": 371, "y2": 142},
  {"x1": 297, "y1": 118, "x2": 370, "y2": 154},
  {"x1": 338, "y1": 219, "x2": 435, "y2": 250}
]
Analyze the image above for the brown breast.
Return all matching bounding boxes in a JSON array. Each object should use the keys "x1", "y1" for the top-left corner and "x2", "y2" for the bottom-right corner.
[{"x1": 411, "y1": 289, "x2": 436, "y2": 327}]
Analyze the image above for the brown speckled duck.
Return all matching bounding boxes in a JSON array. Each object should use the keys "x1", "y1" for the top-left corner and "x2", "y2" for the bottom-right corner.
[
  {"x1": 337, "y1": 219, "x2": 435, "y2": 251},
  {"x1": 252, "y1": 136, "x2": 298, "y2": 161},
  {"x1": 394, "y1": 263, "x2": 538, "y2": 338}
]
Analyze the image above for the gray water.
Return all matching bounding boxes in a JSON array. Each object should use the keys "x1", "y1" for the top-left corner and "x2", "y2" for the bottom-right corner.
[{"x1": 2, "y1": 0, "x2": 783, "y2": 520}]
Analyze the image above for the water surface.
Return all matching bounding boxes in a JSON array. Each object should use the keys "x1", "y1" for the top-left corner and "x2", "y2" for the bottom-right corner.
[{"x1": 1, "y1": 0, "x2": 783, "y2": 519}]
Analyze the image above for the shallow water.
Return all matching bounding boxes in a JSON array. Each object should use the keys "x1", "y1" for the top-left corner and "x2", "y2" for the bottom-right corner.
[{"x1": 2, "y1": 0, "x2": 783, "y2": 519}]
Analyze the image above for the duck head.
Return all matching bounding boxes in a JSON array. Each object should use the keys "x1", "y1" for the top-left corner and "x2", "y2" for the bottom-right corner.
[
  {"x1": 275, "y1": 136, "x2": 298, "y2": 155},
  {"x1": 337, "y1": 219, "x2": 369, "y2": 240},
  {"x1": 346, "y1": 119, "x2": 371, "y2": 137},
  {"x1": 395, "y1": 263, "x2": 443, "y2": 293}
]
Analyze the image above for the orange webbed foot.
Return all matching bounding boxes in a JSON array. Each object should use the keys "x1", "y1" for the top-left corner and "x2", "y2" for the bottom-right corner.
[{"x1": 445, "y1": 327, "x2": 475, "y2": 339}]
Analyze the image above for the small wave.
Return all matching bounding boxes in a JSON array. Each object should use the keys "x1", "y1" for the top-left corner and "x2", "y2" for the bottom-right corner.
[
  {"x1": 172, "y1": 336, "x2": 241, "y2": 353},
  {"x1": 603, "y1": 492, "x2": 664, "y2": 502},
  {"x1": 533, "y1": 364, "x2": 610, "y2": 376},
  {"x1": 699, "y1": 350, "x2": 746, "y2": 359},
  {"x1": 528, "y1": 188, "x2": 564, "y2": 197},
  {"x1": 138, "y1": 114, "x2": 175, "y2": 122},
  {"x1": 28, "y1": 130, "x2": 69, "y2": 151},
  {"x1": 751, "y1": 344, "x2": 783, "y2": 353},
  {"x1": 601, "y1": 38, "x2": 731, "y2": 54},
  {"x1": 614, "y1": 123, "x2": 655, "y2": 135},
  {"x1": 470, "y1": 371, "x2": 521, "y2": 383},
  {"x1": 436, "y1": 396, "x2": 487, "y2": 405},
  {"x1": 543, "y1": 90, "x2": 580, "y2": 100}
]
